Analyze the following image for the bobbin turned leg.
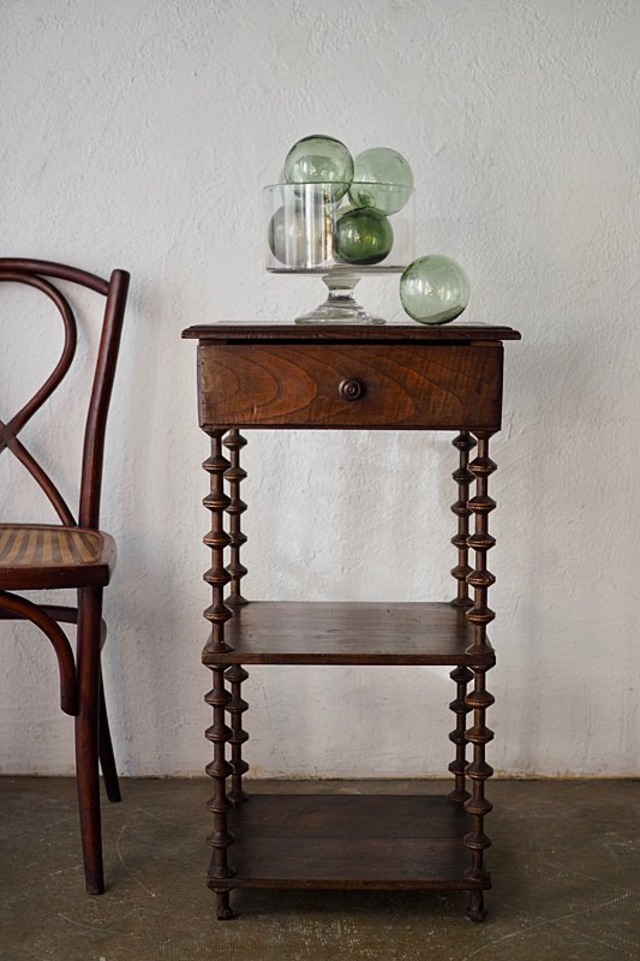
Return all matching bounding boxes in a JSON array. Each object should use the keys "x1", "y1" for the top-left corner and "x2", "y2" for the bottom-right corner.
[
  {"x1": 225, "y1": 664, "x2": 249, "y2": 805},
  {"x1": 463, "y1": 431, "x2": 497, "y2": 918},
  {"x1": 448, "y1": 432, "x2": 476, "y2": 804},
  {"x1": 223, "y1": 429, "x2": 248, "y2": 608},
  {"x1": 205, "y1": 666, "x2": 234, "y2": 916},
  {"x1": 447, "y1": 665, "x2": 473, "y2": 803},
  {"x1": 463, "y1": 665, "x2": 494, "y2": 886},
  {"x1": 450, "y1": 431, "x2": 476, "y2": 610},
  {"x1": 203, "y1": 430, "x2": 235, "y2": 917},
  {"x1": 222, "y1": 429, "x2": 250, "y2": 805}
]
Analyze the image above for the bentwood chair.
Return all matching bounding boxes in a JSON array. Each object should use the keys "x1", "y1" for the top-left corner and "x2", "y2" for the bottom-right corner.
[{"x1": 0, "y1": 259, "x2": 130, "y2": 894}]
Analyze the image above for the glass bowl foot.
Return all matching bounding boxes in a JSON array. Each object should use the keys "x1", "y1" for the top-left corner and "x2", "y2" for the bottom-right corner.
[{"x1": 295, "y1": 272, "x2": 385, "y2": 325}]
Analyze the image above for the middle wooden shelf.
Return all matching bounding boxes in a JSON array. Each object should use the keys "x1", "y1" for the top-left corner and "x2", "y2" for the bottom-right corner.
[{"x1": 201, "y1": 601, "x2": 495, "y2": 666}]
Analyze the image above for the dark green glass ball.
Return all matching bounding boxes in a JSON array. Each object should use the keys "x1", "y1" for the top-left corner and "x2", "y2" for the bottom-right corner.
[{"x1": 334, "y1": 208, "x2": 394, "y2": 266}]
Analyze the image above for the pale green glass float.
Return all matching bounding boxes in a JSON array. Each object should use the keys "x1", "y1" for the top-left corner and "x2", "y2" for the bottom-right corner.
[
  {"x1": 349, "y1": 147, "x2": 414, "y2": 216},
  {"x1": 265, "y1": 181, "x2": 414, "y2": 324},
  {"x1": 284, "y1": 134, "x2": 354, "y2": 204},
  {"x1": 400, "y1": 255, "x2": 470, "y2": 325}
]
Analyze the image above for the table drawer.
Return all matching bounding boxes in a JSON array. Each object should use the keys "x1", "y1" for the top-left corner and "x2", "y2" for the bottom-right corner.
[{"x1": 198, "y1": 343, "x2": 504, "y2": 430}]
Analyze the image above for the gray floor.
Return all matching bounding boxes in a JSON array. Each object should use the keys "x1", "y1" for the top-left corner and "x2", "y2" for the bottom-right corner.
[{"x1": 0, "y1": 777, "x2": 638, "y2": 961}]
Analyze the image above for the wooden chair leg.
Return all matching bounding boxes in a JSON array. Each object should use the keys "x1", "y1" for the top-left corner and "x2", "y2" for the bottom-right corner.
[
  {"x1": 75, "y1": 587, "x2": 104, "y2": 894},
  {"x1": 99, "y1": 674, "x2": 121, "y2": 803}
]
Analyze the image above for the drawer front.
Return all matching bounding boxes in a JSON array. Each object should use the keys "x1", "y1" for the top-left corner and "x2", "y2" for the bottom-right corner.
[{"x1": 198, "y1": 343, "x2": 504, "y2": 430}]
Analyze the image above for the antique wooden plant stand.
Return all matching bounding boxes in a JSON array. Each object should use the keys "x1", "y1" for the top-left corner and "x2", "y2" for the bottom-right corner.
[{"x1": 183, "y1": 322, "x2": 520, "y2": 921}]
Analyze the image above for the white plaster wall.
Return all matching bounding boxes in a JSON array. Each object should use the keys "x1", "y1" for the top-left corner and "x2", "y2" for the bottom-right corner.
[{"x1": 1, "y1": 0, "x2": 638, "y2": 778}]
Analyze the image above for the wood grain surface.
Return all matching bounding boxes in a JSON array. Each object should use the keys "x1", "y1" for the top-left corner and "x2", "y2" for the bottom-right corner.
[{"x1": 198, "y1": 343, "x2": 504, "y2": 429}]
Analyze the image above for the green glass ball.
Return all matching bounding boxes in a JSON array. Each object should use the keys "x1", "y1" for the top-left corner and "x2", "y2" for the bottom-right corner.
[
  {"x1": 349, "y1": 147, "x2": 414, "y2": 215},
  {"x1": 334, "y1": 208, "x2": 394, "y2": 266},
  {"x1": 284, "y1": 135, "x2": 353, "y2": 202},
  {"x1": 400, "y1": 255, "x2": 470, "y2": 324}
]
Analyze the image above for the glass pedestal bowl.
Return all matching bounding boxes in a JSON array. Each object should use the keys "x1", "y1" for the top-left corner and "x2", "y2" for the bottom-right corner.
[{"x1": 264, "y1": 182, "x2": 415, "y2": 324}]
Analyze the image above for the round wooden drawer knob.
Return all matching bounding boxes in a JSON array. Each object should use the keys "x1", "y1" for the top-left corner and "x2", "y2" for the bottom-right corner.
[{"x1": 339, "y1": 378, "x2": 365, "y2": 401}]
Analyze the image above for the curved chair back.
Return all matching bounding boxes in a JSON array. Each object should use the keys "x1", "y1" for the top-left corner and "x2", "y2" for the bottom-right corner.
[{"x1": 0, "y1": 259, "x2": 130, "y2": 530}]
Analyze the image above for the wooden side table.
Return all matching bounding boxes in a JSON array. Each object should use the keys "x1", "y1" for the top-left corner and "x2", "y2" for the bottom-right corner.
[{"x1": 182, "y1": 322, "x2": 521, "y2": 921}]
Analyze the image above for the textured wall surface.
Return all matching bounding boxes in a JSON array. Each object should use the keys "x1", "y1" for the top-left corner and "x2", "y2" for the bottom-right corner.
[{"x1": 1, "y1": 0, "x2": 638, "y2": 777}]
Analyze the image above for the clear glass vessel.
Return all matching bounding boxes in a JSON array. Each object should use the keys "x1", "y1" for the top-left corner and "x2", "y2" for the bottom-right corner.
[{"x1": 264, "y1": 182, "x2": 415, "y2": 324}]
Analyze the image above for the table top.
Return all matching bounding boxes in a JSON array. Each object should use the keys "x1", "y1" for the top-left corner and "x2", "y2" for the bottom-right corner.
[{"x1": 182, "y1": 323, "x2": 521, "y2": 344}]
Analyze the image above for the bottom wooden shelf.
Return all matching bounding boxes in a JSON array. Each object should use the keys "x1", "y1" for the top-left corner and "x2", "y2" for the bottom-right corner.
[{"x1": 208, "y1": 793, "x2": 488, "y2": 891}]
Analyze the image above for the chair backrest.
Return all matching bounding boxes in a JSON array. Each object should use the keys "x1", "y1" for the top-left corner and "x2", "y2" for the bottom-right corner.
[{"x1": 0, "y1": 259, "x2": 130, "y2": 530}]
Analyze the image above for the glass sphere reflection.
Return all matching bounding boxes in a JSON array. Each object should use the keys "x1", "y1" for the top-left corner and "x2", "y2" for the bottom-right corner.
[
  {"x1": 268, "y1": 203, "x2": 332, "y2": 268},
  {"x1": 349, "y1": 147, "x2": 414, "y2": 215},
  {"x1": 284, "y1": 135, "x2": 354, "y2": 202},
  {"x1": 334, "y1": 208, "x2": 394, "y2": 266},
  {"x1": 400, "y1": 255, "x2": 470, "y2": 324}
]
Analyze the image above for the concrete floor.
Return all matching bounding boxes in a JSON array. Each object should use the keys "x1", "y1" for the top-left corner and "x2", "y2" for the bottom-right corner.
[{"x1": 0, "y1": 778, "x2": 638, "y2": 961}]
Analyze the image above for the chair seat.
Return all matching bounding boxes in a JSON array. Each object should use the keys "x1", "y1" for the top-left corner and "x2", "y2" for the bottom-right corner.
[{"x1": 0, "y1": 524, "x2": 116, "y2": 589}]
